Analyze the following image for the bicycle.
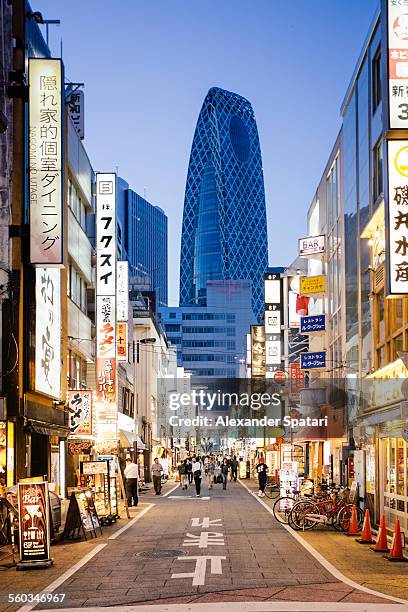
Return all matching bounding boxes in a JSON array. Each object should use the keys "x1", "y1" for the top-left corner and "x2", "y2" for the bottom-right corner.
[{"x1": 263, "y1": 478, "x2": 280, "y2": 499}]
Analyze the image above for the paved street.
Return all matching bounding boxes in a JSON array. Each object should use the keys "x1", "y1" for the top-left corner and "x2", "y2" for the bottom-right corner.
[{"x1": 7, "y1": 478, "x2": 401, "y2": 611}]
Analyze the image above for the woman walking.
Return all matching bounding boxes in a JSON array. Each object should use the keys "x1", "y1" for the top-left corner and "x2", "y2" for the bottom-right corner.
[
  {"x1": 178, "y1": 459, "x2": 188, "y2": 490},
  {"x1": 221, "y1": 458, "x2": 229, "y2": 490}
]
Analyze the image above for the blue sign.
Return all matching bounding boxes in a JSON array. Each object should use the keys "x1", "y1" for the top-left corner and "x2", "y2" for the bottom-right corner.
[
  {"x1": 300, "y1": 351, "x2": 326, "y2": 370},
  {"x1": 300, "y1": 314, "x2": 325, "y2": 334}
]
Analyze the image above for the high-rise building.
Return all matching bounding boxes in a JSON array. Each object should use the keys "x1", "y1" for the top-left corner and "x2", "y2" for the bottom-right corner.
[
  {"x1": 179, "y1": 87, "x2": 268, "y2": 320},
  {"x1": 117, "y1": 178, "x2": 168, "y2": 306}
]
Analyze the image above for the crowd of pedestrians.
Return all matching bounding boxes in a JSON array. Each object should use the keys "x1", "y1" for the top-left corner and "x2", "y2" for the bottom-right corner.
[{"x1": 176, "y1": 454, "x2": 240, "y2": 497}]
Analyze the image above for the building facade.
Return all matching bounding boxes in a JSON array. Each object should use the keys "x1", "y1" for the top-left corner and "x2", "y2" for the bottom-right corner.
[
  {"x1": 159, "y1": 280, "x2": 253, "y2": 379},
  {"x1": 179, "y1": 87, "x2": 268, "y2": 320},
  {"x1": 117, "y1": 178, "x2": 168, "y2": 306}
]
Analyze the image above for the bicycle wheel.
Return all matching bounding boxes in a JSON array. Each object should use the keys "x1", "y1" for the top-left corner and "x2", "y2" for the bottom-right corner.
[
  {"x1": 336, "y1": 504, "x2": 364, "y2": 532},
  {"x1": 272, "y1": 496, "x2": 296, "y2": 524},
  {"x1": 289, "y1": 500, "x2": 320, "y2": 530},
  {"x1": 264, "y1": 485, "x2": 280, "y2": 499}
]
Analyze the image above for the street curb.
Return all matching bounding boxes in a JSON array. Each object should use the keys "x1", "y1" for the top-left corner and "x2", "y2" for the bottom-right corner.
[{"x1": 238, "y1": 478, "x2": 408, "y2": 605}]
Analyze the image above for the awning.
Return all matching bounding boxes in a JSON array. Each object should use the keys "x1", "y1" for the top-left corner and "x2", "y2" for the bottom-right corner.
[
  {"x1": 135, "y1": 435, "x2": 148, "y2": 451},
  {"x1": 28, "y1": 420, "x2": 70, "y2": 438},
  {"x1": 119, "y1": 429, "x2": 134, "y2": 448}
]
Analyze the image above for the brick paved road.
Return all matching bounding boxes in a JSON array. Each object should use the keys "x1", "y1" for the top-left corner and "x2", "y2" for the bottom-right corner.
[{"x1": 17, "y1": 477, "x2": 398, "y2": 610}]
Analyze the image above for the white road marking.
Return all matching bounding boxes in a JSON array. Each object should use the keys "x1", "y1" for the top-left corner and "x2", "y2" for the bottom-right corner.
[
  {"x1": 161, "y1": 482, "x2": 180, "y2": 497},
  {"x1": 171, "y1": 554, "x2": 226, "y2": 586},
  {"x1": 35, "y1": 602, "x2": 408, "y2": 611},
  {"x1": 108, "y1": 503, "x2": 154, "y2": 540},
  {"x1": 183, "y1": 531, "x2": 225, "y2": 548},
  {"x1": 168, "y1": 495, "x2": 210, "y2": 500},
  {"x1": 191, "y1": 516, "x2": 222, "y2": 527},
  {"x1": 16, "y1": 543, "x2": 107, "y2": 612},
  {"x1": 238, "y1": 479, "x2": 408, "y2": 605}
]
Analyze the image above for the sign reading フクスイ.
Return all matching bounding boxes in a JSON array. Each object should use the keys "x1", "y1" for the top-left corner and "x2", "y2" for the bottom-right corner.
[
  {"x1": 29, "y1": 59, "x2": 64, "y2": 265},
  {"x1": 298, "y1": 235, "x2": 325, "y2": 256},
  {"x1": 18, "y1": 481, "x2": 51, "y2": 565},
  {"x1": 96, "y1": 173, "x2": 117, "y2": 406},
  {"x1": 387, "y1": 0, "x2": 408, "y2": 128},
  {"x1": 387, "y1": 140, "x2": 408, "y2": 294},
  {"x1": 35, "y1": 268, "x2": 61, "y2": 398},
  {"x1": 68, "y1": 390, "x2": 92, "y2": 436}
]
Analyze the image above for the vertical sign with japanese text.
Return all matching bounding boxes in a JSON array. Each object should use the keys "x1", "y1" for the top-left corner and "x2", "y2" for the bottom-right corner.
[
  {"x1": 116, "y1": 323, "x2": 128, "y2": 362},
  {"x1": 264, "y1": 273, "x2": 283, "y2": 377},
  {"x1": 66, "y1": 89, "x2": 84, "y2": 139},
  {"x1": 67, "y1": 390, "x2": 93, "y2": 436},
  {"x1": 387, "y1": 0, "x2": 408, "y2": 128},
  {"x1": 35, "y1": 268, "x2": 61, "y2": 398},
  {"x1": 117, "y1": 261, "x2": 129, "y2": 321},
  {"x1": 387, "y1": 140, "x2": 408, "y2": 294},
  {"x1": 96, "y1": 173, "x2": 117, "y2": 407},
  {"x1": 29, "y1": 59, "x2": 64, "y2": 265}
]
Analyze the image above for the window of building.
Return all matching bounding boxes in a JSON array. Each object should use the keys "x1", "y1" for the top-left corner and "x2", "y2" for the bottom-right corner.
[
  {"x1": 169, "y1": 312, "x2": 176, "y2": 319},
  {"x1": 373, "y1": 138, "x2": 383, "y2": 203},
  {"x1": 372, "y1": 47, "x2": 381, "y2": 113}
]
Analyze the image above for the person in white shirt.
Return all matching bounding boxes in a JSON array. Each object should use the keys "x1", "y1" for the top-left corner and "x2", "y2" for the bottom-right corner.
[
  {"x1": 192, "y1": 457, "x2": 202, "y2": 497},
  {"x1": 124, "y1": 458, "x2": 139, "y2": 507}
]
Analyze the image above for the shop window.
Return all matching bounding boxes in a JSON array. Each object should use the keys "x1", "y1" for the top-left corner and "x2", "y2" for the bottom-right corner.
[
  {"x1": 372, "y1": 46, "x2": 381, "y2": 112},
  {"x1": 377, "y1": 291, "x2": 385, "y2": 342},
  {"x1": 393, "y1": 334, "x2": 404, "y2": 360}
]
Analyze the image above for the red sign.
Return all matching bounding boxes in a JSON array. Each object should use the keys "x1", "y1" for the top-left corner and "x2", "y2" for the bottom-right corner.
[
  {"x1": 289, "y1": 362, "x2": 304, "y2": 398},
  {"x1": 96, "y1": 358, "x2": 116, "y2": 403},
  {"x1": 274, "y1": 370, "x2": 287, "y2": 384},
  {"x1": 18, "y1": 481, "x2": 51, "y2": 564},
  {"x1": 67, "y1": 390, "x2": 93, "y2": 436}
]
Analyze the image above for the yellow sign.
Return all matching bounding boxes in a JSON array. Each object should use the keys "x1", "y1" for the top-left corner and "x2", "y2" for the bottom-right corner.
[
  {"x1": 394, "y1": 144, "x2": 408, "y2": 178},
  {"x1": 300, "y1": 275, "x2": 326, "y2": 295}
]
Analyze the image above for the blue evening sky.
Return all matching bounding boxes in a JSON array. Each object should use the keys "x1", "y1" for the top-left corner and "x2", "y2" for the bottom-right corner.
[{"x1": 36, "y1": 0, "x2": 378, "y2": 306}]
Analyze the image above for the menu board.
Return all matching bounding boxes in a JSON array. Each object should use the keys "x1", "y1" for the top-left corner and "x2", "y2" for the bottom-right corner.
[
  {"x1": 63, "y1": 490, "x2": 101, "y2": 540},
  {"x1": 18, "y1": 481, "x2": 51, "y2": 564}
]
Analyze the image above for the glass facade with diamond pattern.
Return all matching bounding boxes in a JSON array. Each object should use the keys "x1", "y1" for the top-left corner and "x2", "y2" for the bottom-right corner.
[{"x1": 179, "y1": 87, "x2": 268, "y2": 320}]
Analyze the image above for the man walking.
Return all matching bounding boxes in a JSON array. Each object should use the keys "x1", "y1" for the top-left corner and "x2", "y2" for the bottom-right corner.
[
  {"x1": 186, "y1": 458, "x2": 193, "y2": 484},
  {"x1": 230, "y1": 455, "x2": 238, "y2": 482},
  {"x1": 152, "y1": 457, "x2": 164, "y2": 495},
  {"x1": 192, "y1": 457, "x2": 202, "y2": 497},
  {"x1": 178, "y1": 459, "x2": 188, "y2": 490},
  {"x1": 124, "y1": 457, "x2": 139, "y2": 507},
  {"x1": 256, "y1": 456, "x2": 268, "y2": 497},
  {"x1": 221, "y1": 458, "x2": 229, "y2": 490},
  {"x1": 205, "y1": 456, "x2": 215, "y2": 489}
]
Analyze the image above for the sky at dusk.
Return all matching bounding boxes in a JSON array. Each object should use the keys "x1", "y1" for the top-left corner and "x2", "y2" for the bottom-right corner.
[{"x1": 35, "y1": 0, "x2": 378, "y2": 305}]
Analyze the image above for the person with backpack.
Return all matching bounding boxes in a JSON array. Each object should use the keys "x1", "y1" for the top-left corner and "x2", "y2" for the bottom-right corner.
[
  {"x1": 192, "y1": 457, "x2": 202, "y2": 497},
  {"x1": 186, "y1": 458, "x2": 193, "y2": 484},
  {"x1": 221, "y1": 458, "x2": 229, "y2": 490},
  {"x1": 178, "y1": 459, "x2": 188, "y2": 489}
]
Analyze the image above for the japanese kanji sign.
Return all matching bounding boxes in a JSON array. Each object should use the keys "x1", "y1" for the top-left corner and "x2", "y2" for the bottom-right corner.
[
  {"x1": 116, "y1": 322, "x2": 127, "y2": 362},
  {"x1": 387, "y1": 0, "x2": 408, "y2": 128},
  {"x1": 29, "y1": 59, "x2": 64, "y2": 265},
  {"x1": 300, "y1": 351, "x2": 326, "y2": 371},
  {"x1": 251, "y1": 325, "x2": 265, "y2": 378},
  {"x1": 96, "y1": 173, "x2": 117, "y2": 406},
  {"x1": 66, "y1": 89, "x2": 84, "y2": 139},
  {"x1": 117, "y1": 261, "x2": 129, "y2": 321},
  {"x1": 35, "y1": 268, "x2": 61, "y2": 398},
  {"x1": 387, "y1": 140, "x2": 408, "y2": 294},
  {"x1": 67, "y1": 390, "x2": 92, "y2": 436},
  {"x1": 300, "y1": 314, "x2": 326, "y2": 334}
]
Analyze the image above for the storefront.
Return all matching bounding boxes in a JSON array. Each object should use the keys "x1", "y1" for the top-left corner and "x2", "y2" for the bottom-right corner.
[{"x1": 379, "y1": 425, "x2": 408, "y2": 531}]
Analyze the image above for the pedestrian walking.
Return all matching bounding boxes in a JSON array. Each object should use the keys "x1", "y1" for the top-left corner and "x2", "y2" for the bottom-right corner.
[
  {"x1": 192, "y1": 457, "x2": 202, "y2": 497},
  {"x1": 230, "y1": 455, "x2": 238, "y2": 482},
  {"x1": 124, "y1": 457, "x2": 139, "y2": 507},
  {"x1": 221, "y1": 458, "x2": 229, "y2": 490},
  {"x1": 152, "y1": 457, "x2": 164, "y2": 495},
  {"x1": 205, "y1": 456, "x2": 215, "y2": 489},
  {"x1": 178, "y1": 459, "x2": 188, "y2": 489},
  {"x1": 256, "y1": 456, "x2": 268, "y2": 497},
  {"x1": 186, "y1": 458, "x2": 193, "y2": 484}
]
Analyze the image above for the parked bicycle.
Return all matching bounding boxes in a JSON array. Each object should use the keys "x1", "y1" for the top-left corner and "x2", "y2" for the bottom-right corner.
[{"x1": 288, "y1": 487, "x2": 364, "y2": 531}]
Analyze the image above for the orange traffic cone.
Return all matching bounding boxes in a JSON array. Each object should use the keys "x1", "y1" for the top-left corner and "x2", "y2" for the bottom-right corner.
[
  {"x1": 356, "y1": 509, "x2": 375, "y2": 544},
  {"x1": 384, "y1": 519, "x2": 408, "y2": 562},
  {"x1": 370, "y1": 514, "x2": 390, "y2": 553},
  {"x1": 345, "y1": 505, "x2": 360, "y2": 536}
]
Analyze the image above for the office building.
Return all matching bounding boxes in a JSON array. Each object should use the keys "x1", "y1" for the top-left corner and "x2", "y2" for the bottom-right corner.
[{"x1": 179, "y1": 87, "x2": 268, "y2": 320}]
